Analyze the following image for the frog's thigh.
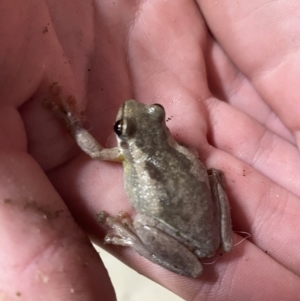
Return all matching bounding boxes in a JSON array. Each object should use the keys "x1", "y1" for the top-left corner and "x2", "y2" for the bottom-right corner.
[
  {"x1": 208, "y1": 168, "x2": 233, "y2": 253},
  {"x1": 134, "y1": 214, "x2": 202, "y2": 277}
]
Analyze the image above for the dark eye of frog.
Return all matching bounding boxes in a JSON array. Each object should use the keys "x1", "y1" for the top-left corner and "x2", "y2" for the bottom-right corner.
[
  {"x1": 114, "y1": 118, "x2": 136, "y2": 138},
  {"x1": 114, "y1": 119, "x2": 123, "y2": 136}
]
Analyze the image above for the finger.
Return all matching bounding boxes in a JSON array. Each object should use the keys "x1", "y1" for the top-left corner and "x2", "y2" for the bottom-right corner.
[
  {"x1": 206, "y1": 99, "x2": 300, "y2": 198},
  {"x1": 205, "y1": 98, "x2": 300, "y2": 275},
  {"x1": 198, "y1": 0, "x2": 300, "y2": 148},
  {"x1": 205, "y1": 38, "x2": 295, "y2": 144},
  {"x1": 0, "y1": 151, "x2": 115, "y2": 301},
  {"x1": 127, "y1": 0, "x2": 210, "y2": 128}
]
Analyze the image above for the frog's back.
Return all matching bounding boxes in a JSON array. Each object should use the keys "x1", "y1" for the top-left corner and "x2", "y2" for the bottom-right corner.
[{"x1": 124, "y1": 142, "x2": 220, "y2": 253}]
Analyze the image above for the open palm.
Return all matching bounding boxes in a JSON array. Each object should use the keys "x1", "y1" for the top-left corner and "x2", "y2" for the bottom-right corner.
[{"x1": 1, "y1": 1, "x2": 300, "y2": 300}]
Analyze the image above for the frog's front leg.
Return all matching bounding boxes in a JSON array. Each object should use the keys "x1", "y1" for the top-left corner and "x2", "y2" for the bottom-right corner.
[
  {"x1": 208, "y1": 168, "x2": 233, "y2": 253},
  {"x1": 98, "y1": 211, "x2": 203, "y2": 278},
  {"x1": 44, "y1": 83, "x2": 122, "y2": 161}
]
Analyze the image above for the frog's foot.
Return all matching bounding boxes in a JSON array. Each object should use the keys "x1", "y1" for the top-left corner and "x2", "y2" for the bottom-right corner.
[
  {"x1": 44, "y1": 82, "x2": 84, "y2": 134},
  {"x1": 97, "y1": 211, "x2": 203, "y2": 277},
  {"x1": 45, "y1": 83, "x2": 122, "y2": 161},
  {"x1": 97, "y1": 211, "x2": 145, "y2": 248}
]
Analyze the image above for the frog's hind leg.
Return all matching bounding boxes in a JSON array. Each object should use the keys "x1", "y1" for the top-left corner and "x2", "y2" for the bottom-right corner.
[
  {"x1": 208, "y1": 168, "x2": 233, "y2": 253},
  {"x1": 98, "y1": 211, "x2": 203, "y2": 278},
  {"x1": 134, "y1": 215, "x2": 203, "y2": 277}
]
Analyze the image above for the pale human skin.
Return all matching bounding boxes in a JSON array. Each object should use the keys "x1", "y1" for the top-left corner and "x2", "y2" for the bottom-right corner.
[{"x1": 1, "y1": 1, "x2": 300, "y2": 300}]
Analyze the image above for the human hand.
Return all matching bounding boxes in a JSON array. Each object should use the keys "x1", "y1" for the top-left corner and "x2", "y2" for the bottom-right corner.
[{"x1": 1, "y1": 1, "x2": 300, "y2": 300}]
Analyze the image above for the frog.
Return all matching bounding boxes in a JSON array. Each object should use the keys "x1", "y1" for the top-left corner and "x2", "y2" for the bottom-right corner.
[{"x1": 46, "y1": 83, "x2": 233, "y2": 278}]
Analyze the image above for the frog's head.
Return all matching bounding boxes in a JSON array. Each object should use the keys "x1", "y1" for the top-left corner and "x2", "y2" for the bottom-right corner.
[{"x1": 113, "y1": 99, "x2": 170, "y2": 158}]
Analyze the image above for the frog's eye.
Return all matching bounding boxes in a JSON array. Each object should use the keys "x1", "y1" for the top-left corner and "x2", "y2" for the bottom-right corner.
[
  {"x1": 153, "y1": 103, "x2": 164, "y2": 110},
  {"x1": 149, "y1": 103, "x2": 165, "y2": 121},
  {"x1": 114, "y1": 119, "x2": 123, "y2": 136},
  {"x1": 114, "y1": 118, "x2": 136, "y2": 138}
]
